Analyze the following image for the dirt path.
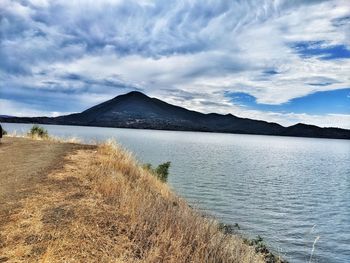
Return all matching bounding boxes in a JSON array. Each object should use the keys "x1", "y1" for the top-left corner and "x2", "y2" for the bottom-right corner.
[{"x1": 0, "y1": 137, "x2": 87, "y2": 228}]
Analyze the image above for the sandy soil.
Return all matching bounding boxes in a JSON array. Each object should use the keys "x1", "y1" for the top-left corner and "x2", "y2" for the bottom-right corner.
[
  {"x1": 0, "y1": 137, "x2": 75, "y2": 199},
  {"x1": 0, "y1": 137, "x2": 83, "y2": 215},
  {"x1": 0, "y1": 137, "x2": 91, "y2": 255}
]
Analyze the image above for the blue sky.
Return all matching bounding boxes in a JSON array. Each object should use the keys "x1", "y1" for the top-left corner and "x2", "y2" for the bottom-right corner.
[
  {"x1": 227, "y1": 88, "x2": 350, "y2": 115},
  {"x1": 0, "y1": 0, "x2": 349, "y2": 128}
]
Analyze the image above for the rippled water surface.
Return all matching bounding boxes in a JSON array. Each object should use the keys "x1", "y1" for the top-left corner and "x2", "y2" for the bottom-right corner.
[{"x1": 4, "y1": 123, "x2": 350, "y2": 263}]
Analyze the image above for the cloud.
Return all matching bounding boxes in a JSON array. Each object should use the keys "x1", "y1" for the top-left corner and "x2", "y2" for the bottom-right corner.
[
  {"x1": 226, "y1": 88, "x2": 350, "y2": 115},
  {"x1": 0, "y1": 0, "x2": 349, "y2": 128},
  {"x1": 0, "y1": 98, "x2": 70, "y2": 117},
  {"x1": 291, "y1": 41, "x2": 350, "y2": 60}
]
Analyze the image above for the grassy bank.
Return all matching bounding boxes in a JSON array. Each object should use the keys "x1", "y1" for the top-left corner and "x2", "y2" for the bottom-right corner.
[{"x1": 0, "y1": 134, "x2": 282, "y2": 262}]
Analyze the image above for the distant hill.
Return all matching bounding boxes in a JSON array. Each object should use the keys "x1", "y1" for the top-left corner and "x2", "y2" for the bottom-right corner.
[{"x1": 1, "y1": 91, "x2": 349, "y2": 139}]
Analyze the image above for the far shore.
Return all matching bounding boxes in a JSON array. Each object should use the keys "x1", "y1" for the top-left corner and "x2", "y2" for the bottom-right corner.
[{"x1": 3, "y1": 121, "x2": 349, "y2": 142}]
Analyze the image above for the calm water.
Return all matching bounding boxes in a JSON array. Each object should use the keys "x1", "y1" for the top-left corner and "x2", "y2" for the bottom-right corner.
[{"x1": 3, "y1": 123, "x2": 350, "y2": 263}]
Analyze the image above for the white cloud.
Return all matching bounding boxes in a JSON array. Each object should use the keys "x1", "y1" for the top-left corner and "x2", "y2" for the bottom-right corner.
[
  {"x1": 1, "y1": 0, "x2": 349, "y2": 128},
  {"x1": 0, "y1": 99, "x2": 68, "y2": 117}
]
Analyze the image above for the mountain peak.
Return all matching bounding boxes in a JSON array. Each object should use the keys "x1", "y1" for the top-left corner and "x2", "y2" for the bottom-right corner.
[
  {"x1": 123, "y1": 91, "x2": 148, "y2": 98},
  {"x1": 1, "y1": 92, "x2": 349, "y2": 140},
  {"x1": 289, "y1": 123, "x2": 318, "y2": 129}
]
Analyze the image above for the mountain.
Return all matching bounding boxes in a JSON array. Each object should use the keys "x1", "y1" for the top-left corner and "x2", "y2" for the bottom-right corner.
[{"x1": 1, "y1": 91, "x2": 349, "y2": 139}]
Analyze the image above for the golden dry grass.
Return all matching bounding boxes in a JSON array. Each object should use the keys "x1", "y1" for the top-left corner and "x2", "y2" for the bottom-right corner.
[
  {"x1": 0, "y1": 139, "x2": 266, "y2": 263},
  {"x1": 6, "y1": 130, "x2": 82, "y2": 144}
]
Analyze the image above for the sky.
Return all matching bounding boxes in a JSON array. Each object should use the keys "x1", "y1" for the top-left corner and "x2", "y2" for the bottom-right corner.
[{"x1": 0, "y1": 0, "x2": 349, "y2": 128}]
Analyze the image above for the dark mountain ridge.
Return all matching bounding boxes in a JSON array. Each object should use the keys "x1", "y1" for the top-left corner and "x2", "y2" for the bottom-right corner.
[{"x1": 1, "y1": 91, "x2": 349, "y2": 139}]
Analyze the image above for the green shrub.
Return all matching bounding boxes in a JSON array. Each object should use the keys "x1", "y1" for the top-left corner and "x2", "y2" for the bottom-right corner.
[
  {"x1": 143, "y1": 161, "x2": 171, "y2": 182},
  {"x1": 155, "y1": 161, "x2": 171, "y2": 182},
  {"x1": 28, "y1": 125, "x2": 48, "y2": 138},
  {"x1": 2, "y1": 129, "x2": 7, "y2": 136}
]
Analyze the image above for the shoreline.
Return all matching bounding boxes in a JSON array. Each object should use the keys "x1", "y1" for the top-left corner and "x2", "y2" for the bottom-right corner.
[
  {"x1": 0, "y1": 136, "x2": 285, "y2": 262},
  {"x1": 2, "y1": 120, "x2": 349, "y2": 141}
]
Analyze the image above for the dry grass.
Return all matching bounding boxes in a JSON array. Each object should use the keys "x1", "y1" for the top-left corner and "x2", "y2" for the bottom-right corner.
[
  {"x1": 5, "y1": 131, "x2": 82, "y2": 144},
  {"x1": 0, "y1": 139, "x2": 265, "y2": 263}
]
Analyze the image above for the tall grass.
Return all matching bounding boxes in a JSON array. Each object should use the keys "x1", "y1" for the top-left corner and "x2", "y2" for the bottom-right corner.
[
  {"x1": 0, "y1": 138, "x2": 273, "y2": 262},
  {"x1": 5, "y1": 126, "x2": 81, "y2": 144},
  {"x1": 51, "y1": 140, "x2": 265, "y2": 262}
]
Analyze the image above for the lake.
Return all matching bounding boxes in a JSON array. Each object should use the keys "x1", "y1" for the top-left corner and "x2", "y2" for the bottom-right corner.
[{"x1": 3, "y1": 123, "x2": 350, "y2": 263}]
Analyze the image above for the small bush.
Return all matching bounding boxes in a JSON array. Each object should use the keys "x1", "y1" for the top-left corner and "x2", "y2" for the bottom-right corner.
[
  {"x1": 155, "y1": 161, "x2": 171, "y2": 182},
  {"x1": 28, "y1": 125, "x2": 48, "y2": 138},
  {"x1": 143, "y1": 161, "x2": 171, "y2": 182},
  {"x1": 2, "y1": 129, "x2": 7, "y2": 136}
]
